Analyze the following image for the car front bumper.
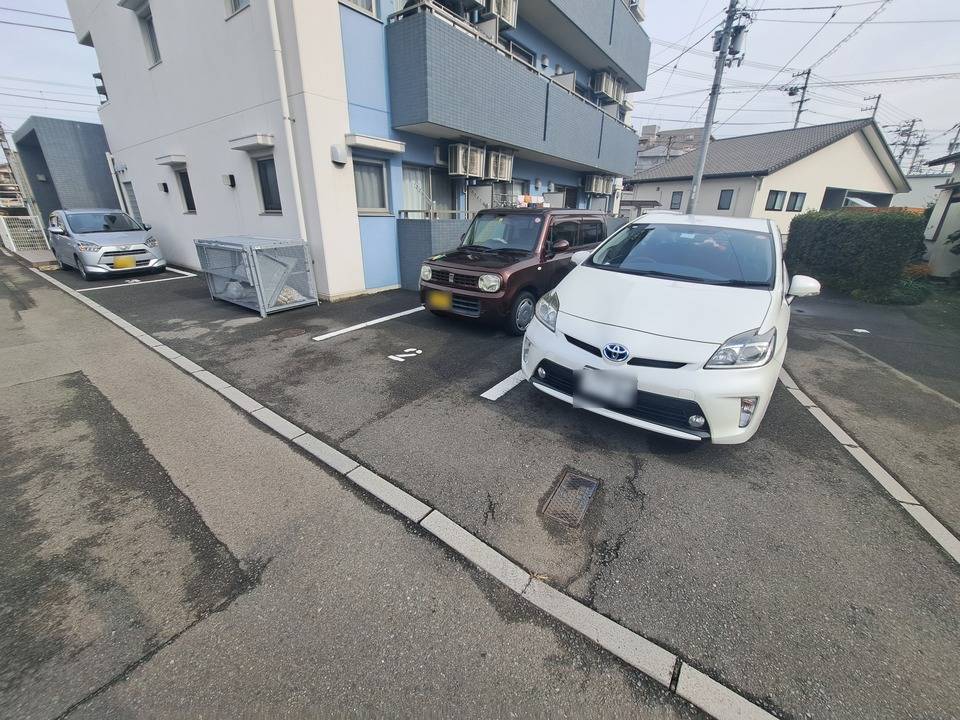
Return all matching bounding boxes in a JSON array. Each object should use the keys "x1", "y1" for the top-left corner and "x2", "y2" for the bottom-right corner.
[
  {"x1": 521, "y1": 314, "x2": 783, "y2": 444},
  {"x1": 419, "y1": 282, "x2": 508, "y2": 322},
  {"x1": 77, "y1": 245, "x2": 166, "y2": 275}
]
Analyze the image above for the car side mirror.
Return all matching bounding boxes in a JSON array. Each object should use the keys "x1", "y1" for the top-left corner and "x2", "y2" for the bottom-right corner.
[
  {"x1": 571, "y1": 250, "x2": 590, "y2": 266},
  {"x1": 142, "y1": 223, "x2": 152, "y2": 231},
  {"x1": 552, "y1": 239, "x2": 571, "y2": 254},
  {"x1": 49, "y1": 226, "x2": 64, "y2": 235},
  {"x1": 788, "y1": 274, "x2": 820, "y2": 298}
]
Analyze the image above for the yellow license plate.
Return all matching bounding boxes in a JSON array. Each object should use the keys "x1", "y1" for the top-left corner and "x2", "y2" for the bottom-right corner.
[
  {"x1": 426, "y1": 290, "x2": 452, "y2": 311},
  {"x1": 112, "y1": 255, "x2": 136, "y2": 269}
]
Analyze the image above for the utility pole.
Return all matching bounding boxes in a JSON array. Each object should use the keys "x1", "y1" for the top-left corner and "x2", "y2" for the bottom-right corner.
[
  {"x1": 907, "y1": 132, "x2": 928, "y2": 175},
  {"x1": 891, "y1": 119, "x2": 918, "y2": 166},
  {"x1": 687, "y1": 0, "x2": 744, "y2": 214},
  {"x1": 948, "y1": 123, "x2": 960, "y2": 155},
  {"x1": 861, "y1": 94, "x2": 881, "y2": 119},
  {"x1": 790, "y1": 69, "x2": 811, "y2": 129}
]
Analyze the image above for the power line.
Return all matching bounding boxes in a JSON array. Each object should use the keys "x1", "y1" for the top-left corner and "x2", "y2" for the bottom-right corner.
[
  {"x1": 716, "y1": 7, "x2": 839, "y2": 129},
  {"x1": 808, "y1": 0, "x2": 891, "y2": 68},
  {"x1": 0, "y1": 19, "x2": 73, "y2": 33},
  {"x1": 0, "y1": 91, "x2": 99, "y2": 107},
  {"x1": 744, "y1": 1, "x2": 884, "y2": 9},
  {"x1": 0, "y1": 75, "x2": 91, "y2": 89},
  {"x1": 0, "y1": 6, "x2": 70, "y2": 21},
  {"x1": 647, "y1": 24, "x2": 724, "y2": 77},
  {"x1": 755, "y1": 17, "x2": 960, "y2": 24}
]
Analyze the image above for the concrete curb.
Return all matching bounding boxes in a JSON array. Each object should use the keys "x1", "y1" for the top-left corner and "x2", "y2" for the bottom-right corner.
[{"x1": 28, "y1": 264, "x2": 787, "y2": 719}]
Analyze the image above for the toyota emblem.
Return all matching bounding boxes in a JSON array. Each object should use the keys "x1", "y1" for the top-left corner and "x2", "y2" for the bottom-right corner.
[{"x1": 602, "y1": 343, "x2": 630, "y2": 363}]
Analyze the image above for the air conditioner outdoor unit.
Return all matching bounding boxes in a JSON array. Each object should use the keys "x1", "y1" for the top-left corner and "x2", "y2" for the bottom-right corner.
[
  {"x1": 485, "y1": 0, "x2": 518, "y2": 29},
  {"x1": 591, "y1": 71, "x2": 624, "y2": 103},
  {"x1": 585, "y1": 175, "x2": 614, "y2": 195},
  {"x1": 484, "y1": 150, "x2": 515, "y2": 182},
  {"x1": 448, "y1": 143, "x2": 485, "y2": 178}
]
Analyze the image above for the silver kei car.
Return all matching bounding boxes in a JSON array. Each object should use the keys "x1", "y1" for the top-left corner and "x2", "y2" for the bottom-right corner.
[{"x1": 48, "y1": 208, "x2": 166, "y2": 280}]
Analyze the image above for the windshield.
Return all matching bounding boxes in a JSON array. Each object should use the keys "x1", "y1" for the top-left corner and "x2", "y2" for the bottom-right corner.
[
  {"x1": 462, "y1": 213, "x2": 543, "y2": 253},
  {"x1": 586, "y1": 222, "x2": 775, "y2": 288},
  {"x1": 66, "y1": 212, "x2": 142, "y2": 234}
]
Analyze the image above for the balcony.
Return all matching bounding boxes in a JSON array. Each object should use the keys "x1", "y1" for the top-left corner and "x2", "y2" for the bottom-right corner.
[
  {"x1": 386, "y1": 5, "x2": 639, "y2": 177},
  {"x1": 517, "y1": 0, "x2": 649, "y2": 92}
]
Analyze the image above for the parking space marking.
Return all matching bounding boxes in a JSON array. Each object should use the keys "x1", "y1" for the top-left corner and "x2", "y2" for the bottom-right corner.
[
  {"x1": 166, "y1": 267, "x2": 197, "y2": 278},
  {"x1": 75, "y1": 273, "x2": 196, "y2": 292},
  {"x1": 311, "y1": 307, "x2": 424, "y2": 342},
  {"x1": 480, "y1": 370, "x2": 526, "y2": 401},
  {"x1": 782, "y1": 371, "x2": 960, "y2": 565},
  {"x1": 388, "y1": 348, "x2": 422, "y2": 362},
  {"x1": 22, "y1": 260, "x2": 822, "y2": 720}
]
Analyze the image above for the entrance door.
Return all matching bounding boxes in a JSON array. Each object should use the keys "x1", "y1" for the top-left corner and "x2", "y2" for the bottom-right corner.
[{"x1": 467, "y1": 184, "x2": 492, "y2": 215}]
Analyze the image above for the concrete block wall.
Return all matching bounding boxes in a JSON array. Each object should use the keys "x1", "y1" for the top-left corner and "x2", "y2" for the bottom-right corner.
[{"x1": 398, "y1": 218, "x2": 470, "y2": 290}]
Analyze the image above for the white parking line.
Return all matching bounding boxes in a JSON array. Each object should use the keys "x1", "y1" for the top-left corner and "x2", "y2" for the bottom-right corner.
[
  {"x1": 312, "y1": 306, "x2": 424, "y2": 342},
  {"x1": 784, "y1": 371, "x2": 960, "y2": 565},
  {"x1": 75, "y1": 273, "x2": 196, "y2": 292},
  {"x1": 481, "y1": 370, "x2": 526, "y2": 401}
]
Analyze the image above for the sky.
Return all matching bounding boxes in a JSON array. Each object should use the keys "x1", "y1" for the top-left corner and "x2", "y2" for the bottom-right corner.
[
  {"x1": 635, "y1": 0, "x2": 960, "y2": 169},
  {"x1": 0, "y1": 0, "x2": 958, "y2": 170}
]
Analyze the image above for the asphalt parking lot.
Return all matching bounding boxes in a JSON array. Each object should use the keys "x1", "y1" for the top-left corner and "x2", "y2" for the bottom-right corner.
[{"x1": 40, "y1": 263, "x2": 960, "y2": 720}]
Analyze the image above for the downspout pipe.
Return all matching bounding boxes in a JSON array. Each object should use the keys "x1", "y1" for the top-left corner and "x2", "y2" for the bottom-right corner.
[{"x1": 267, "y1": 0, "x2": 309, "y2": 248}]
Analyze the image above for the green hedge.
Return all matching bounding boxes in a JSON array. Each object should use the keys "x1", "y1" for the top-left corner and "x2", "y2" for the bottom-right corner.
[{"x1": 784, "y1": 210, "x2": 925, "y2": 290}]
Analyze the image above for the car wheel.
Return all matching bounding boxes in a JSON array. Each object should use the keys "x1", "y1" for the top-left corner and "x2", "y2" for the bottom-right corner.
[
  {"x1": 506, "y1": 291, "x2": 536, "y2": 336},
  {"x1": 74, "y1": 255, "x2": 90, "y2": 281}
]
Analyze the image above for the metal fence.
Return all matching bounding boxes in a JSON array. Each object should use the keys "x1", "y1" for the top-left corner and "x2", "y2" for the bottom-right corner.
[
  {"x1": 0, "y1": 216, "x2": 48, "y2": 253},
  {"x1": 194, "y1": 236, "x2": 318, "y2": 318}
]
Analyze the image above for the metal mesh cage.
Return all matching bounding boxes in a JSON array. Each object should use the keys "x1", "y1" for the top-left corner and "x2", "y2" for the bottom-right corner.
[
  {"x1": 0, "y1": 216, "x2": 49, "y2": 253},
  {"x1": 194, "y1": 236, "x2": 318, "y2": 317}
]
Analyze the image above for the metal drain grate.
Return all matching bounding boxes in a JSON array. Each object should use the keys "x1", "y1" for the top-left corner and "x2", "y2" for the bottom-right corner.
[{"x1": 543, "y1": 469, "x2": 600, "y2": 527}]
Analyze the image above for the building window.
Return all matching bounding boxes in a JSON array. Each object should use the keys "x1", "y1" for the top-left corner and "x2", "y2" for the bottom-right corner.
[
  {"x1": 138, "y1": 5, "x2": 161, "y2": 66},
  {"x1": 718, "y1": 189, "x2": 734, "y2": 211},
  {"x1": 353, "y1": 159, "x2": 388, "y2": 214},
  {"x1": 670, "y1": 191, "x2": 683, "y2": 210},
  {"x1": 176, "y1": 170, "x2": 196, "y2": 213},
  {"x1": 765, "y1": 190, "x2": 787, "y2": 211},
  {"x1": 786, "y1": 191, "x2": 806, "y2": 212},
  {"x1": 229, "y1": 0, "x2": 250, "y2": 13},
  {"x1": 342, "y1": 0, "x2": 376, "y2": 14},
  {"x1": 256, "y1": 157, "x2": 282, "y2": 213}
]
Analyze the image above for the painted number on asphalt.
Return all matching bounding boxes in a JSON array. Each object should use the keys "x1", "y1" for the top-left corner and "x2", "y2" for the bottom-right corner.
[{"x1": 388, "y1": 348, "x2": 422, "y2": 362}]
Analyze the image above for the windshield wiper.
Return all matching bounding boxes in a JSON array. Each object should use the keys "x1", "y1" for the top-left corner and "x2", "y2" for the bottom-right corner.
[
  {"x1": 628, "y1": 270, "x2": 707, "y2": 283},
  {"x1": 462, "y1": 245, "x2": 495, "y2": 252},
  {"x1": 715, "y1": 279, "x2": 771, "y2": 288}
]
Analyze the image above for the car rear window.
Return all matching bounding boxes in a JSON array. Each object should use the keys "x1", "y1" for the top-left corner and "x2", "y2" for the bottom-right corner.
[{"x1": 587, "y1": 222, "x2": 775, "y2": 288}]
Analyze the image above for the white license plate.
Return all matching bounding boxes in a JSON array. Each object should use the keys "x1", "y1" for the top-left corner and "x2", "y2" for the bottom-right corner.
[{"x1": 578, "y1": 368, "x2": 635, "y2": 408}]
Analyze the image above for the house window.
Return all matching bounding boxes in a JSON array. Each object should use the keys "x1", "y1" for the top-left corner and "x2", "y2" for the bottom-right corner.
[
  {"x1": 176, "y1": 169, "x2": 196, "y2": 213},
  {"x1": 670, "y1": 191, "x2": 683, "y2": 210},
  {"x1": 342, "y1": 0, "x2": 376, "y2": 14},
  {"x1": 138, "y1": 4, "x2": 161, "y2": 66},
  {"x1": 256, "y1": 156, "x2": 282, "y2": 213},
  {"x1": 229, "y1": 0, "x2": 250, "y2": 13},
  {"x1": 353, "y1": 159, "x2": 388, "y2": 214},
  {"x1": 786, "y1": 191, "x2": 806, "y2": 212},
  {"x1": 765, "y1": 190, "x2": 787, "y2": 211},
  {"x1": 718, "y1": 189, "x2": 734, "y2": 211}
]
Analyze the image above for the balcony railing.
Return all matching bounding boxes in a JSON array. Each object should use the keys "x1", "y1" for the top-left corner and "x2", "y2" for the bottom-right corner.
[{"x1": 386, "y1": 1, "x2": 639, "y2": 176}]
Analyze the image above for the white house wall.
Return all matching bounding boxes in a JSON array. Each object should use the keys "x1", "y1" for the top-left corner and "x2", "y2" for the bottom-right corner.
[
  {"x1": 753, "y1": 130, "x2": 898, "y2": 232},
  {"x1": 625, "y1": 177, "x2": 758, "y2": 217},
  {"x1": 65, "y1": 0, "x2": 367, "y2": 299}
]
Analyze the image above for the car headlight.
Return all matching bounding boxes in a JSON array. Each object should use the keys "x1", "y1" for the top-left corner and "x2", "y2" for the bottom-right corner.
[
  {"x1": 76, "y1": 243, "x2": 100, "y2": 252},
  {"x1": 420, "y1": 265, "x2": 432, "y2": 282},
  {"x1": 534, "y1": 290, "x2": 559, "y2": 332},
  {"x1": 705, "y1": 328, "x2": 777, "y2": 369},
  {"x1": 478, "y1": 274, "x2": 501, "y2": 293},
  {"x1": 144, "y1": 236, "x2": 158, "y2": 248}
]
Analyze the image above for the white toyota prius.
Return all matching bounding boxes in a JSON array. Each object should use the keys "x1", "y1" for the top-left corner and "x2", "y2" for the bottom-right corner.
[{"x1": 521, "y1": 213, "x2": 820, "y2": 444}]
